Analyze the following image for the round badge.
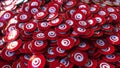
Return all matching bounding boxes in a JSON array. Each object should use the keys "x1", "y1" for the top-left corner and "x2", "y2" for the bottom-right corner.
[
  {"x1": 47, "y1": 12, "x2": 58, "y2": 21},
  {"x1": 77, "y1": 20, "x2": 90, "y2": 28},
  {"x1": 90, "y1": 4, "x2": 100, "y2": 13},
  {"x1": 45, "y1": 29, "x2": 58, "y2": 40},
  {"x1": 29, "y1": 0, "x2": 41, "y2": 7},
  {"x1": 109, "y1": 12, "x2": 119, "y2": 22},
  {"x1": 70, "y1": 50, "x2": 88, "y2": 66},
  {"x1": 99, "y1": 45, "x2": 115, "y2": 55},
  {"x1": 74, "y1": 26, "x2": 88, "y2": 35},
  {"x1": 77, "y1": 41, "x2": 90, "y2": 51},
  {"x1": 84, "y1": 59, "x2": 97, "y2": 68},
  {"x1": 102, "y1": 54, "x2": 120, "y2": 62},
  {"x1": 46, "y1": 47, "x2": 57, "y2": 58},
  {"x1": 34, "y1": 11, "x2": 48, "y2": 20},
  {"x1": 31, "y1": 40, "x2": 47, "y2": 51},
  {"x1": 1, "y1": 48, "x2": 16, "y2": 61},
  {"x1": 87, "y1": 18, "x2": 97, "y2": 26},
  {"x1": 57, "y1": 37, "x2": 74, "y2": 50},
  {"x1": 106, "y1": 6, "x2": 116, "y2": 13},
  {"x1": 47, "y1": 4, "x2": 58, "y2": 13},
  {"x1": 28, "y1": 54, "x2": 45, "y2": 68},
  {"x1": 98, "y1": 10, "x2": 108, "y2": 17},
  {"x1": 38, "y1": 21, "x2": 50, "y2": 31},
  {"x1": 106, "y1": 34, "x2": 120, "y2": 45},
  {"x1": 33, "y1": 32, "x2": 46, "y2": 40},
  {"x1": 93, "y1": 30, "x2": 103, "y2": 37},
  {"x1": 49, "y1": 15, "x2": 63, "y2": 26},
  {"x1": 64, "y1": 0, "x2": 77, "y2": 10},
  {"x1": 29, "y1": 7, "x2": 39, "y2": 15},
  {"x1": 72, "y1": 10, "x2": 85, "y2": 21},
  {"x1": 94, "y1": 15, "x2": 106, "y2": 25},
  {"x1": 93, "y1": 39, "x2": 108, "y2": 48},
  {"x1": 6, "y1": 39, "x2": 22, "y2": 51},
  {"x1": 65, "y1": 18, "x2": 75, "y2": 26},
  {"x1": 0, "y1": 11, "x2": 14, "y2": 22},
  {"x1": 79, "y1": 8, "x2": 90, "y2": 16},
  {"x1": 54, "y1": 46, "x2": 67, "y2": 57},
  {"x1": 97, "y1": 60, "x2": 115, "y2": 68},
  {"x1": 15, "y1": 22, "x2": 24, "y2": 30},
  {"x1": 23, "y1": 22, "x2": 37, "y2": 32},
  {"x1": 4, "y1": 29, "x2": 19, "y2": 42},
  {"x1": 60, "y1": 57, "x2": 73, "y2": 68},
  {"x1": 55, "y1": 23, "x2": 71, "y2": 32},
  {"x1": 17, "y1": 13, "x2": 31, "y2": 22}
]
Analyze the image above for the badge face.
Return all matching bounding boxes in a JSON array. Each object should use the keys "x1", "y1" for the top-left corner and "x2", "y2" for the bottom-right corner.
[
  {"x1": 55, "y1": 23, "x2": 70, "y2": 32},
  {"x1": 57, "y1": 37, "x2": 74, "y2": 50},
  {"x1": 106, "y1": 35, "x2": 120, "y2": 45},
  {"x1": 6, "y1": 39, "x2": 22, "y2": 51},
  {"x1": 70, "y1": 50, "x2": 88, "y2": 66},
  {"x1": 45, "y1": 29, "x2": 58, "y2": 40},
  {"x1": 4, "y1": 29, "x2": 19, "y2": 42},
  {"x1": 98, "y1": 60, "x2": 115, "y2": 68},
  {"x1": 28, "y1": 54, "x2": 45, "y2": 68},
  {"x1": 1, "y1": 11, "x2": 14, "y2": 22},
  {"x1": 24, "y1": 22, "x2": 37, "y2": 32},
  {"x1": 99, "y1": 45, "x2": 115, "y2": 55},
  {"x1": 17, "y1": 13, "x2": 31, "y2": 22},
  {"x1": 49, "y1": 15, "x2": 62, "y2": 26}
]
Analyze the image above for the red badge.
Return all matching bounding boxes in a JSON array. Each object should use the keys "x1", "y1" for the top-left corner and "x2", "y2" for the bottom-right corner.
[
  {"x1": 97, "y1": 60, "x2": 115, "y2": 68},
  {"x1": 1, "y1": 48, "x2": 16, "y2": 61},
  {"x1": 28, "y1": 54, "x2": 46, "y2": 68},
  {"x1": 55, "y1": 23, "x2": 71, "y2": 32},
  {"x1": 46, "y1": 47, "x2": 57, "y2": 58},
  {"x1": 57, "y1": 37, "x2": 74, "y2": 50},
  {"x1": 47, "y1": 12, "x2": 58, "y2": 21},
  {"x1": 49, "y1": 15, "x2": 63, "y2": 26},
  {"x1": 31, "y1": 40, "x2": 47, "y2": 51},
  {"x1": 87, "y1": 18, "x2": 97, "y2": 26},
  {"x1": 106, "y1": 34, "x2": 120, "y2": 45},
  {"x1": 38, "y1": 21, "x2": 50, "y2": 31},
  {"x1": 60, "y1": 57, "x2": 73, "y2": 68},
  {"x1": 54, "y1": 46, "x2": 67, "y2": 57},
  {"x1": 76, "y1": 20, "x2": 90, "y2": 28},
  {"x1": 34, "y1": 11, "x2": 48, "y2": 20},
  {"x1": 102, "y1": 54, "x2": 120, "y2": 62},
  {"x1": 70, "y1": 50, "x2": 88, "y2": 66},
  {"x1": 29, "y1": 0, "x2": 41, "y2": 7},
  {"x1": 6, "y1": 39, "x2": 22, "y2": 51},
  {"x1": 84, "y1": 59, "x2": 97, "y2": 68},
  {"x1": 17, "y1": 13, "x2": 31, "y2": 22},
  {"x1": 29, "y1": 7, "x2": 39, "y2": 15},
  {"x1": 33, "y1": 32, "x2": 46, "y2": 40},
  {"x1": 94, "y1": 15, "x2": 106, "y2": 25},
  {"x1": 77, "y1": 41, "x2": 90, "y2": 51},
  {"x1": 45, "y1": 29, "x2": 58, "y2": 40},
  {"x1": 47, "y1": 4, "x2": 58, "y2": 13},
  {"x1": 73, "y1": 26, "x2": 88, "y2": 35},
  {"x1": 0, "y1": 11, "x2": 14, "y2": 22},
  {"x1": 4, "y1": 29, "x2": 19, "y2": 42},
  {"x1": 72, "y1": 10, "x2": 85, "y2": 21},
  {"x1": 93, "y1": 39, "x2": 108, "y2": 48},
  {"x1": 23, "y1": 22, "x2": 37, "y2": 32},
  {"x1": 99, "y1": 45, "x2": 115, "y2": 55}
]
